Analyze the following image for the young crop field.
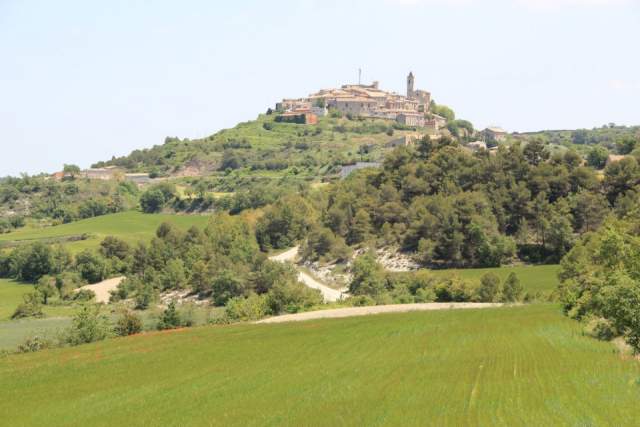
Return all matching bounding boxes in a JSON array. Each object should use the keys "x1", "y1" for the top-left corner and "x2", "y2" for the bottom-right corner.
[
  {"x1": 429, "y1": 264, "x2": 561, "y2": 296},
  {"x1": 2, "y1": 304, "x2": 639, "y2": 426},
  {"x1": 0, "y1": 211, "x2": 210, "y2": 252}
]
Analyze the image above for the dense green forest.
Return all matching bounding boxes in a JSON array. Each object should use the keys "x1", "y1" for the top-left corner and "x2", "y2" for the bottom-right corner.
[{"x1": 256, "y1": 136, "x2": 640, "y2": 268}]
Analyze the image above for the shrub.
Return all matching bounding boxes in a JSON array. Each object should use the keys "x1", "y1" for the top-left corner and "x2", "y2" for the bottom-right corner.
[
  {"x1": 35, "y1": 275, "x2": 57, "y2": 305},
  {"x1": 140, "y1": 189, "x2": 166, "y2": 213},
  {"x1": 63, "y1": 305, "x2": 111, "y2": 346},
  {"x1": 586, "y1": 317, "x2": 616, "y2": 341},
  {"x1": 349, "y1": 295, "x2": 376, "y2": 307},
  {"x1": 56, "y1": 271, "x2": 84, "y2": 300},
  {"x1": 12, "y1": 292, "x2": 44, "y2": 319},
  {"x1": 434, "y1": 277, "x2": 476, "y2": 302},
  {"x1": 17, "y1": 335, "x2": 53, "y2": 353},
  {"x1": 114, "y1": 310, "x2": 143, "y2": 336},
  {"x1": 265, "y1": 280, "x2": 323, "y2": 314},
  {"x1": 134, "y1": 282, "x2": 155, "y2": 310},
  {"x1": 73, "y1": 288, "x2": 96, "y2": 302},
  {"x1": 349, "y1": 253, "x2": 386, "y2": 297},
  {"x1": 212, "y1": 270, "x2": 245, "y2": 306},
  {"x1": 478, "y1": 273, "x2": 501, "y2": 302},
  {"x1": 75, "y1": 250, "x2": 109, "y2": 284},
  {"x1": 224, "y1": 294, "x2": 269, "y2": 322},
  {"x1": 501, "y1": 272, "x2": 523, "y2": 302},
  {"x1": 157, "y1": 301, "x2": 182, "y2": 330},
  {"x1": 100, "y1": 236, "x2": 130, "y2": 260}
]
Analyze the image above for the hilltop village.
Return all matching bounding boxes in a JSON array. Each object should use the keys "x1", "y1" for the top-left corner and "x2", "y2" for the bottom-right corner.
[
  {"x1": 46, "y1": 72, "x2": 518, "y2": 184},
  {"x1": 276, "y1": 72, "x2": 447, "y2": 130}
]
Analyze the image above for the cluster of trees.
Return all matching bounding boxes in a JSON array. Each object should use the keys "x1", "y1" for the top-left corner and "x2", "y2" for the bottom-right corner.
[
  {"x1": 107, "y1": 215, "x2": 322, "y2": 318},
  {"x1": 571, "y1": 126, "x2": 640, "y2": 150},
  {"x1": 294, "y1": 137, "x2": 640, "y2": 267},
  {"x1": 558, "y1": 216, "x2": 640, "y2": 352},
  {"x1": 0, "y1": 174, "x2": 139, "y2": 225},
  {"x1": 345, "y1": 252, "x2": 525, "y2": 305},
  {"x1": 0, "y1": 240, "x2": 130, "y2": 318},
  {"x1": 3, "y1": 214, "x2": 325, "y2": 324}
]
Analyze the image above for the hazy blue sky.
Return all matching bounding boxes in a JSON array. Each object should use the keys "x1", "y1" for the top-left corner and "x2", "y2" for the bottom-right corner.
[{"x1": 1, "y1": 0, "x2": 638, "y2": 176}]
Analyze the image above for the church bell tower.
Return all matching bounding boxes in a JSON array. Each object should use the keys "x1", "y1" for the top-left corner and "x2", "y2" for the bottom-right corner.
[{"x1": 407, "y1": 71, "x2": 415, "y2": 99}]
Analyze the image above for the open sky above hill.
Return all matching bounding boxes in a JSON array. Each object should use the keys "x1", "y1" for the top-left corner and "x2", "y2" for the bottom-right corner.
[{"x1": 0, "y1": 0, "x2": 638, "y2": 176}]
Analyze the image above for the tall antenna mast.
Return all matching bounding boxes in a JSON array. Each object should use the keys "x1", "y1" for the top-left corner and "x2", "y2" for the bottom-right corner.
[{"x1": 358, "y1": 68, "x2": 362, "y2": 85}]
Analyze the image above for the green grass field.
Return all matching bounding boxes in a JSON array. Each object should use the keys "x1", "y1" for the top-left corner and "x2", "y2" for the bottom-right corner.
[
  {"x1": 0, "y1": 278, "x2": 84, "y2": 322},
  {"x1": 0, "y1": 278, "x2": 33, "y2": 320},
  {"x1": 430, "y1": 264, "x2": 561, "y2": 295},
  {"x1": 2, "y1": 304, "x2": 639, "y2": 426},
  {"x1": 0, "y1": 211, "x2": 210, "y2": 252}
]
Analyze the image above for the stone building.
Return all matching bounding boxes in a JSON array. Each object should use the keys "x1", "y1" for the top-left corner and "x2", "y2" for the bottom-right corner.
[
  {"x1": 276, "y1": 72, "x2": 432, "y2": 128},
  {"x1": 397, "y1": 112, "x2": 425, "y2": 127},
  {"x1": 386, "y1": 133, "x2": 424, "y2": 148},
  {"x1": 482, "y1": 127, "x2": 508, "y2": 142}
]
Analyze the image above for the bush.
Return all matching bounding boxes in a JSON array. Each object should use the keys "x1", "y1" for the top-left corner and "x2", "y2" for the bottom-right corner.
[
  {"x1": 434, "y1": 277, "x2": 476, "y2": 302},
  {"x1": 56, "y1": 271, "x2": 84, "y2": 300},
  {"x1": 35, "y1": 275, "x2": 57, "y2": 305},
  {"x1": 100, "y1": 236, "x2": 130, "y2": 260},
  {"x1": 265, "y1": 280, "x2": 323, "y2": 314},
  {"x1": 63, "y1": 305, "x2": 111, "y2": 346},
  {"x1": 73, "y1": 288, "x2": 96, "y2": 302},
  {"x1": 348, "y1": 253, "x2": 386, "y2": 297},
  {"x1": 212, "y1": 270, "x2": 245, "y2": 306},
  {"x1": 501, "y1": 272, "x2": 523, "y2": 302},
  {"x1": 157, "y1": 301, "x2": 182, "y2": 330},
  {"x1": 114, "y1": 310, "x2": 144, "y2": 336},
  {"x1": 75, "y1": 250, "x2": 109, "y2": 284},
  {"x1": 478, "y1": 273, "x2": 501, "y2": 302},
  {"x1": 17, "y1": 335, "x2": 52, "y2": 353},
  {"x1": 585, "y1": 317, "x2": 616, "y2": 341},
  {"x1": 134, "y1": 281, "x2": 155, "y2": 310},
  {"x1": 224, "y1": 294, "x2": 269, "y2": 321},
  {"x1": 349, "y1": 295, "x2": 376, "y2": 307},
  {"x1": 12, "y1": 292, "x2": 44, "y2": 319},
  {"x1": 140, "y1": 189, "x2": 166, "y2": 213}
]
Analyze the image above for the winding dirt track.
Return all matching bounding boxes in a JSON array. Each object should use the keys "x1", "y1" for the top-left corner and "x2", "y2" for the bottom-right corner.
[
  {"x1": 269, "y1": 247, "x2": 347, "y2": 302},
  {"x1": 256, "y1": 302, "x2": 507, "y2": 324}
]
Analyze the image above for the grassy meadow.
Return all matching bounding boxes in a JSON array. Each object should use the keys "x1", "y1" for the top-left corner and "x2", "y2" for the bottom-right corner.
[
  {"x1": 0, "y1": 278, "x2": 33, "y2": 320},
  {"x1": 0, "y1": 211, "x2": 210, "y2": 252},
  {"x1": 430, "y1": 264, "x2": 561, "y2": 296},
  {"x1": 2, "y1": 304, "x2": 640, "y2": 426}
]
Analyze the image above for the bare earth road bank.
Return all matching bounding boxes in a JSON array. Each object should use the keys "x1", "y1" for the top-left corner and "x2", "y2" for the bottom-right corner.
[
  {"x1": 77, "y1": 276, "x2": 125, "y2": 304},
  {"x1": 269, "y1": 246, "x2": 347, "y2": 302},
  {"x1": 256, "y1": 302, "x2": 508, "y2": 324}
]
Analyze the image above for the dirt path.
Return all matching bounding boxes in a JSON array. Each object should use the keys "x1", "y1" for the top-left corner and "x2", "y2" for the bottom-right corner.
[
  {"x1": 256, "y1": 303, "x2": 507, "y2": 324},
  {"x1": 269, "y1": 247, "x2": 347, "y2": 302},
  {"x1": 77, "y1": 277, "x2": 125, "y2": 304}
]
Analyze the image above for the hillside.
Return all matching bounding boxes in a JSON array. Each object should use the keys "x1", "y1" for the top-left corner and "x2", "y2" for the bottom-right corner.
[
  {"x1": 2, "y1": 304, "x2": 640, "y2": 426},
  {"x1": 93, "y1": 113, "x2": 436, "y2": 190}
]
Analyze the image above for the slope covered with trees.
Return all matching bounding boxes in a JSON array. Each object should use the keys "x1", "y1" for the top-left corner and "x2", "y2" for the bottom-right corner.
[{"x1": 256, "y1": 135, "x2": 640, "y2": 270}]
